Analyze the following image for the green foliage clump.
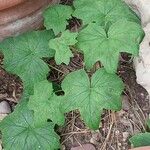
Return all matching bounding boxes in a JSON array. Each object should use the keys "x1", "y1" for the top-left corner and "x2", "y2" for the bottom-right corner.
[{"x1": 0, "y1": 0, "x2": 145, "y2": 149}]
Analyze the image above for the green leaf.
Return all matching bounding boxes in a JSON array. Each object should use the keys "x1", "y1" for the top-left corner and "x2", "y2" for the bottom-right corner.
[
  {"x1": 28, "y1": 80, "x2": 65, "y2": 125},
  {"x1": 73, "y1": 0, "x2": 140, "y2": 27},
  {"x1": 0, "y1": 100, "x2": 60, "y2": 150},
  {"x1": 77, "y1": 20, "x2": 144, "y2": 73},
  {"x1": 61, "y1": 68, "x2": 124, "y2": 129},
  {"x1": 130, "y1": 120, "x2": 150, "y2": 147},
  {"x1": 147, "y1": 120, "x2": 150, "y2": 128},
  {"x1": 49, "y1": 30, "x2": 78, "y2": 65},
  {"x1": 130, "y1": 133, "x2": 150, "y2": 147},
  {"x1": 0, "y1": 30, "x2": 55, "y2": 94},
  {"x1": 43, "y1": 4, "x2": 73, "y2": 35}
]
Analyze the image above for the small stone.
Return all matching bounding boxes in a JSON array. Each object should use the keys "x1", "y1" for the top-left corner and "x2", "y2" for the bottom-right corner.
[
  {"x1": 0, "y1": 114, "x2": 8, "y2": 121},
  {"x1": 0, "y1": 101, "x2": 11, "y2": 114},
  {"x1": 122, "y1": 132, "x2": 129, "y2": 142},
  {"x1": 90, "y1": 130, "x2": 100, "y2": 145},
  {"x1": 61, "y1": 145, "x2": 66, "y2": 150},
  {"x1": 115, "y1": 130, "x2": 120, "y2": 136},
  {"x1": 71, "y1": 144, "x2": 96, "y2": 150}
]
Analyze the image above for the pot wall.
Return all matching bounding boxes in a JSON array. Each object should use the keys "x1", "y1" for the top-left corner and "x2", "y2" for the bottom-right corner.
[
  {"x1": 0, "y1": 0, "x2": 25, "y2": 11},
  {"x1": 130, "y1": 146, "x2": 150, "y2": 150},
  {"x1": 0, "y1": 0, "x2": 59, "y2": 41}
]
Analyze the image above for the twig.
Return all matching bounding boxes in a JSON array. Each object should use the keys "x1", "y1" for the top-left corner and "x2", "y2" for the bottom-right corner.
[
  {"x1": 100, "y1": 121, "x2": 114, "y2": 150},
  {"x1": 48, "y1": 64, "x2": 65, "y2": 74}
]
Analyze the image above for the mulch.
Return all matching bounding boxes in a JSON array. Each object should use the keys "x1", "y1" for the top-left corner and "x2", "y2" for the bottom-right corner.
[{"x1": 0, "y1": 0, "x2": 149, "y2": 149}]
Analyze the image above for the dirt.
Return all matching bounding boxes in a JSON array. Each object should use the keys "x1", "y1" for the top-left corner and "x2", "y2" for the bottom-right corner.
[
  {"x1": 0, "y1": 53, "x2": 22, "y2": 107},
  {"x1": 0, "y1": 46, "x2": 149, "y2": 150},
  {"x1": 51, "y1": 54, "x2": 149, "y2": 150},
  {"x1": 0, "y1": 45, "x2": 149, "y2": 150},
  {"x1": 0, "y1": 0, "x2": 150, "y2": 149}
]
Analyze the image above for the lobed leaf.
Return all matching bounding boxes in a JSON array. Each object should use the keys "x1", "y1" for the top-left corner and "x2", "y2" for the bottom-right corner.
[
  {"x1": 130, "y1": 120, "x2": 150, "y2": 147},
  {"x1": 0, "y1": 30, "x2": 55, "y2": 94},
  {"x1": 130, "y1": 133, "x2": 150, "y2": 147},
  {"x1": 43, "y1": 4, "x2": 73, "y2": 35},
  {"x1": 61, "y1": 68, "x2": 124, "y2": 129},
  {"x1": 49, "y1": 30, "x2": 78, "y2": 65},
  {"x1": 28, "y1": 80, "x2": 65, "y2": 125},
  {"x1": 0, "y1": 100, "x2": 60, "y2": 150},
  {"x1": 73, "y1": 0, "x2": 140, "y2": 27},
  {"x1": 77, "y1": 20, "x2": 144, "y2": 73}
]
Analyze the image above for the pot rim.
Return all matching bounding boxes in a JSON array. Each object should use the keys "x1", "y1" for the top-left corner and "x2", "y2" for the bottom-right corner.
[
  {"x1": 130, "y1": 146, "x2": 150, "y2": 150},
  {"x1": 0, "y1": 0, "x2": 25, "y2": 11},
  {"x1": 0, "y1": 0, "x2": 52, "y2": 26}
]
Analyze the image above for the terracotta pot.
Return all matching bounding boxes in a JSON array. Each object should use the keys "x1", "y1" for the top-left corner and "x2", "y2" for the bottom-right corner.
[
  {"x1": 0, "y1": 0, "x2": 55, "y2": 26},
  {"x1": 0, "y1": 0, "x2": 59, "y2": 41},
  {"x1": 130, "y1": 146, "x2": 150, "y2": 150},
  {"x1": 0, "y1": 0, "x2": 25, "y2": 11},
  {"x1": 0, "y1": 9, "x2": 43, "y2": 41}
]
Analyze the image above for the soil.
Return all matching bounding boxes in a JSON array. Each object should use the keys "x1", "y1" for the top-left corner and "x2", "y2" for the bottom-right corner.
[
  {"x1": 0, "y1": 53, "x2": 22, "y2": 105},
  {"x1": 0, "y1": 50, "x2": 149, "y2": 150},
  {"x1": 55, "y1": 54, "x2": 150, "y2": 150},
  {"x1": 0, "y1": 0, "x2": 150, "y2": 149}
]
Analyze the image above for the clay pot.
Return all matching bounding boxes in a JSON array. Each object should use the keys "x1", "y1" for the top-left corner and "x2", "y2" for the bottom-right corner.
[
  {"x1": 130, "y1": 146, "x2": 150, "y2": 150},
  {"x1": 0, "y1": 0, "x2": 25, "y2": 10},
  {"x1": 0, "y1": 0, "x2": 59, "y2": 41}
]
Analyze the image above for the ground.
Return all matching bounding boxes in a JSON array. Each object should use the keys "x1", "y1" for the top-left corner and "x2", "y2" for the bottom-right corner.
[
  {"x1": 0, "y1": 0, "x2": 150, "y2": 149},
  {"x1": 55, "y1": 53, "x2": 150, "y2": 150},
  {"x1": 0, "y1": 51, "x2": 149, "y2": 150}
]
